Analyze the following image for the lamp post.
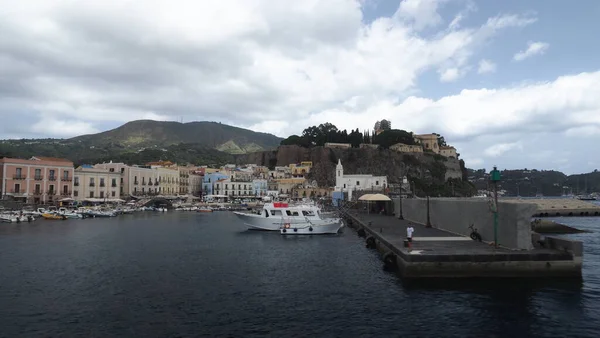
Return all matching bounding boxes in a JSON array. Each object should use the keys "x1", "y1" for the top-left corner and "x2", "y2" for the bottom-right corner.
[{"x1": 490, "y1": 166, "x2": 501, "y2": 248}]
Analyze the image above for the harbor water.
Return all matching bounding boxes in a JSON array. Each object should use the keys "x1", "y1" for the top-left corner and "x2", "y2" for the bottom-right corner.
[{"x1": 1, "y1": 211, "x2": 599, "y2": 337}]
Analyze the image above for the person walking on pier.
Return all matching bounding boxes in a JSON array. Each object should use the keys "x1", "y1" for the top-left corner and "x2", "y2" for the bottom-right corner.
[{"x1": 406, "y1": 224, "x2": 414, "y2": 242}]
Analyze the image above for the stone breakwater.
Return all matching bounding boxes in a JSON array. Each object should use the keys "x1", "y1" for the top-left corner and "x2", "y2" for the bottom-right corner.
[{"x1": 501, "y1": 198, "x2": 600, "y2": 217}]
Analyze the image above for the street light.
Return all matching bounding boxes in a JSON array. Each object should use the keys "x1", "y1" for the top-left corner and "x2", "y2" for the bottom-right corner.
[{"x1": 490, "y1": 166, "x2": 501, "y2": 248}]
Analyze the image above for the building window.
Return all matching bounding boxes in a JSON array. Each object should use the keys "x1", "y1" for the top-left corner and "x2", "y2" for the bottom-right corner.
[
  {"x1": 49, "y1": 185, "x2": 55, "y2": 194},
  {"x1": 100, "y1": 178, "x2": 105, "y2": 187},
  {"x1": 74, "y1": 177, "x2": 79, "y2": 186},
  {"x1": 63, "y1": 171, "x2": 69, "y2": 179},
  {"x1": 35, "y1": 168, "x2": 42, "y2": 180},
  {"x1": 376, "y1": 181, "x2": 379, "y2": 185},
  {"x1": 89, "y1": 191, "x2": 94, "y2": 198},
  {"x1": 35, "y1": 184, "x2": 41, "y2": 194},
  {"x1": 343, "y1": 184, "x2": 346, "y2": 188},
  {"x1": 100, "y1": 191, "x2": 104, "y2": 198},
  {"x1": 74, "y1": 191, "x2": 78, "y2": 197},
  {"x1": 14, "y1": 183, "x2": 20, "y2": 193},
  {"x1": 63, "y1": 185, "x2": 68, "y2": 195},
  {"x1": 112, "y1": 178, "x2": 117, "y2": 187},
  {"x1": 16, "y1": 168, "x2": 22, "y2": 178},
  {"x1": 356, "y1": 181, "x2": 360, "y2": 186},
  {"x1": 112, "y1": 191, "x2": 116, "y2": 197},
  {"x1": 90, "y1": 178, "x2": 95, "y2": 187},
  {"x1": 49, "y1": 169, "x2": 56, "y2": 180}
]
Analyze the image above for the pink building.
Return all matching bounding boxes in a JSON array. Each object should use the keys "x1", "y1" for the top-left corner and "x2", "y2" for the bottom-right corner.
[{"x1": 0, "y1": 156, "x2": 75, "y2": 204}]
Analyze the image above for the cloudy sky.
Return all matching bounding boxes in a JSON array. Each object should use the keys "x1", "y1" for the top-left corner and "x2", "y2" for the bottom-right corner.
[{"x1": 1, "y1": 0, "x2": 599, "y2": 173}]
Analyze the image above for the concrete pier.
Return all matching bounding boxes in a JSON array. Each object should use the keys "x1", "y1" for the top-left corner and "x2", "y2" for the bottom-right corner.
[
  {"x1": 342, "y1": 212, "x2": 583, "y2": 279},
  {"x1": 502, "y1": 198, "x2": 600, "y2": 217}
]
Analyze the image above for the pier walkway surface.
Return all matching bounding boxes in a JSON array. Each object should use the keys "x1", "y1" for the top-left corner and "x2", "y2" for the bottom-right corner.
[{"x1": 343, "y1": 211, "x2": 582, "y2": 278}]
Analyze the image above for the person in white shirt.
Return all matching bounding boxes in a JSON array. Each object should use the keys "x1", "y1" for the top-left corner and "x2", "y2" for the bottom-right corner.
[{"x1": 406, "y1": 225, "x2": 414, "y2": 242}]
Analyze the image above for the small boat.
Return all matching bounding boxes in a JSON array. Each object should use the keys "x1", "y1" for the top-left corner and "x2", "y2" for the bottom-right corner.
[
  {"x1": 197, "y1": 207, "x2": 213, "y2": 213},
  {"x1": 577, "y1": 195, "x2": 597, "y2": 201},
  {"x1": 42, "y1": 213, "x2": 67, "y2": 220}
]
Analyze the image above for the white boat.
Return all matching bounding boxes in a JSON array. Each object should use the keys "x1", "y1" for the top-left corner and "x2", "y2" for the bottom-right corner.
[
  {"x1": 0, "y1": 213, "x2": 33, "y2": 223},
  {"x1": 280, "y1": 218, "x2": 344, "y2": 235},
  {"x1": 233, "y1": 202, "x2": 341, "y2": 231},
  {"x1": 56, "y1": 207, "x2": 83, "y2": 219}
]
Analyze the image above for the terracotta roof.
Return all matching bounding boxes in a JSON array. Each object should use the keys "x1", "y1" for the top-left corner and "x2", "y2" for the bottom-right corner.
[{"x1": 30, "y1": 156, "x2": 73, "y2": 163}]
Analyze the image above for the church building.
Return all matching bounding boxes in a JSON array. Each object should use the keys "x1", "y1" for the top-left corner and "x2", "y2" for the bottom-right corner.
[{"x1": 334, "y1": 159, "x2": 387, "y2": 200}]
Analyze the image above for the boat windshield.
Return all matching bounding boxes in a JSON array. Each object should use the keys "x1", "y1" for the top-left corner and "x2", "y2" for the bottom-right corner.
[{"x1": 285, "y1": 210, "x2": 300, "y2": 216}]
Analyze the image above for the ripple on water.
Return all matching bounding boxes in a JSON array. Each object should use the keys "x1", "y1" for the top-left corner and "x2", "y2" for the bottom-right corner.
[{"x1": 0, "y1": 212, "x2": 599, "y2": 337}]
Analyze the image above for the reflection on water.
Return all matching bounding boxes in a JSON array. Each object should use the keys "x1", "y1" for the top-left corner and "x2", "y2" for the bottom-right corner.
[{"x1": 0, "y1": 211, "x2": 598, "y2": 337}]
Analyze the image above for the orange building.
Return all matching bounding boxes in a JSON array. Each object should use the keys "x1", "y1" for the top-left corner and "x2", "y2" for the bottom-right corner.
[{"x1": 0, "y1": 156, "x2": 74, "y2": 204}]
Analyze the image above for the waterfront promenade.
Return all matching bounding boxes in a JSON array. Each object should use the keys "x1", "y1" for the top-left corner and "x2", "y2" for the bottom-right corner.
[{"x1": 342, "y1": 211, "x2": 582, "y2": 278}]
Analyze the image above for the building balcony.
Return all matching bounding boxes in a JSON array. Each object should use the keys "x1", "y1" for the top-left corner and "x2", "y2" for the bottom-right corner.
[
  {"x1": 47, "y1": 190, "x2": 56, "y2": 196},
  {"x1": 89, "y1": 183, "x2": 95, "y2": 187},
  {"x1": 34, "y1": 176, "x2": 44, "y2": 181},
  {"x1": 111, "y1": 184, "x2": 117, "y2": 188},
  {"x1": 134, "y1": 181, "x2": 139, "y2": 185},
  {"x1": 13, "y1": 175, "x2": 26, "y2": 180},
  {"x1": 48, "y1": 177, "x2": 56, "y2": 181},
  {"x1": 62, "y1": 177, "x2": 73, "y2": 182},
  {"x1": 61, "y1": 191, "x2": 72, "y2": 196},
  {"x1": 74, "y1": 182, "x2": 80, "y2": 186},
  {"x1": 33, "y1": 190, "x2": 42, "y2": 196},
  {"x1": 100, "y1": 183, "x2": 106, "y2": 187},
  {"x1": 10, "y1": 189, "x2": 24, "y2": 195}
]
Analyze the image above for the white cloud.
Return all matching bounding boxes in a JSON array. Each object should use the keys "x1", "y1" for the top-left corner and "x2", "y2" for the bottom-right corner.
[
  {"x1": 394, "y1": 0, "x2": 445, "y2": 31},
  {"x1": 477, "y1": 59, "x2": 496, "y2": 74},
  {"x1": 483, "y1": 142, "x2": 523, "y2": 157},
  {"x1": 4, "y1": 1, "x2": 597, "y2": 173},
  {"x1": 565, "y1": 125, "x2": 600, "y2": 138},
  {"x1": 439, "y1": 67, "x2": 461, "y2": 82},
  {"x1": 513, "y1": 41, "x2": 549, "y2": 61},
  {"x1": 31, "y1": 118, "x2": 100, "y2": 138}
]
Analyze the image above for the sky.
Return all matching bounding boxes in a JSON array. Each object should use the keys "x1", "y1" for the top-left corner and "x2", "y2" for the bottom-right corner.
[{"x1": 1, "y1": 0, "x2": 599, "y2": 174}]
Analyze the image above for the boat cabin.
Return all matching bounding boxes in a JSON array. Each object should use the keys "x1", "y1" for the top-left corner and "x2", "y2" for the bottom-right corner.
[{"x1": 261, "y1": 202, "x2": 321, "y2": 219}]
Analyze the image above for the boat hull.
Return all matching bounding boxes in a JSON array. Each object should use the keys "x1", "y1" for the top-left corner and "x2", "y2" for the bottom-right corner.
[{"x1": 280, "y1": 220, "x2": 344, "y2": 235}]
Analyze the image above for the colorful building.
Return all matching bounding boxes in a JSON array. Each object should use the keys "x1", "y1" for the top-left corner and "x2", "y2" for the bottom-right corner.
[{"x1": 0, "y1": 156, "x2": 74, "y2": 204}]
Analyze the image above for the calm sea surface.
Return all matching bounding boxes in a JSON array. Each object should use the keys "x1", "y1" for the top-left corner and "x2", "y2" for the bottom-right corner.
[{"x1": 1, "y1": 210, "x2": 599, "y2": 337}]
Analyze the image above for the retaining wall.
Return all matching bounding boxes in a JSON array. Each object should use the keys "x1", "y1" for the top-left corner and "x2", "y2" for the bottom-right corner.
[{"x1": 395, "y1": 198, "x2": 538, "y2": 250}]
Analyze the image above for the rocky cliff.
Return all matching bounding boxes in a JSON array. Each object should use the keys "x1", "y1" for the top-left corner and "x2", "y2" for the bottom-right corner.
[{"x1": 235, "y1": 145, "x2": 464, "y2": 188}]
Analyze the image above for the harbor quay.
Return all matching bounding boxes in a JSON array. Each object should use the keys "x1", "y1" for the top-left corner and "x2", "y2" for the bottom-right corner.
[{"x1": 341, "y1": 197, "x2": 583, "y2": 279}]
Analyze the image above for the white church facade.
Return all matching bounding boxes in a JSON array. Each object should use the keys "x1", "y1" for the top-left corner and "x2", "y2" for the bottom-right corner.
[{"x1": 334, "y1": 159, "x2": 387, "y2": 200}]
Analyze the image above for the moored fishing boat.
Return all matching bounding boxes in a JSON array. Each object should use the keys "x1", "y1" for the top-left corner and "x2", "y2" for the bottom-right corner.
[
  {"x1": 233, "y1": 202, "x2": 342, "y2": 231},
  {"x1": 42, "y1": 213, "x2": 67, "y2": 220}
]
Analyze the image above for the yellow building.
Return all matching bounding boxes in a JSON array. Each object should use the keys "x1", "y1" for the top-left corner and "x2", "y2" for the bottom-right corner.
[
  {"x1": 73, "y1": 166, "x2": 122, "y2": 201},
  {"x1": 156, "y1": 167, "x2": 179, "y2": 195},
  {"x1": 414, "y1": 134, "x2": 440, "y2": 154},
  {"x1": 289, "y1": 161, "x2": 312, "y2": 177},
  {"x1": 274, "y1": 178, "x2": 306, "y2": 194},
  {"x1": 440, "y1": 146, "x2": 458, "y2": 158},
  {"x1": 390, "y1": 143, "x2": 423, "y2": 153},
  {"x1": 295, "y1": 187, "x2": 334, "y2": 198},
  {"x1": 324, "y1": 142, "x2": 351, "y2": 149}
]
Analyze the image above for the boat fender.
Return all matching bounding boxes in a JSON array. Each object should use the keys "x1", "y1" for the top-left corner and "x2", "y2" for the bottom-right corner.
[
  {"x1": 294, "y1": 228, "x2": 297, "y2": 232},
  {"x1": 283, "y1": 228, "x2": 287, "y2": 233},
  {"x1": 357, "y1": 228, "x2": 366, "y2": 238},
  {"x1": 366, "y1": 237, "x2": 376, "y2": 249},
  {"x1": 309, "y1": 227, "x2": 313, "y2": 231}
]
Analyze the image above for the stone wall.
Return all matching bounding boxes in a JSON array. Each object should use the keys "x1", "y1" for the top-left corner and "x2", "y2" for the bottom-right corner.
[{"x1": 396, "y1": 197, "x2": 538, "y2": 250}]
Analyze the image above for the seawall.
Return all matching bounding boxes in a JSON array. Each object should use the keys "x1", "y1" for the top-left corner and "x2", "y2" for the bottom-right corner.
[{"x1": 396, "y1": 197, "x2": 537, "y2": 250}]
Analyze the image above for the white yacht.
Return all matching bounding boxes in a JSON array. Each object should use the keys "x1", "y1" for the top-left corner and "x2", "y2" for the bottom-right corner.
[{"x1": 233, "y1": 202, "x2": 342, "y2": 231}]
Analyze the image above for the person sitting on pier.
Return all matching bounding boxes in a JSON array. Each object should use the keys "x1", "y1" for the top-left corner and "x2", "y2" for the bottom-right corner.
[{"x1": 406, "y1": 225, "x2": 414, "y2": 242}]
